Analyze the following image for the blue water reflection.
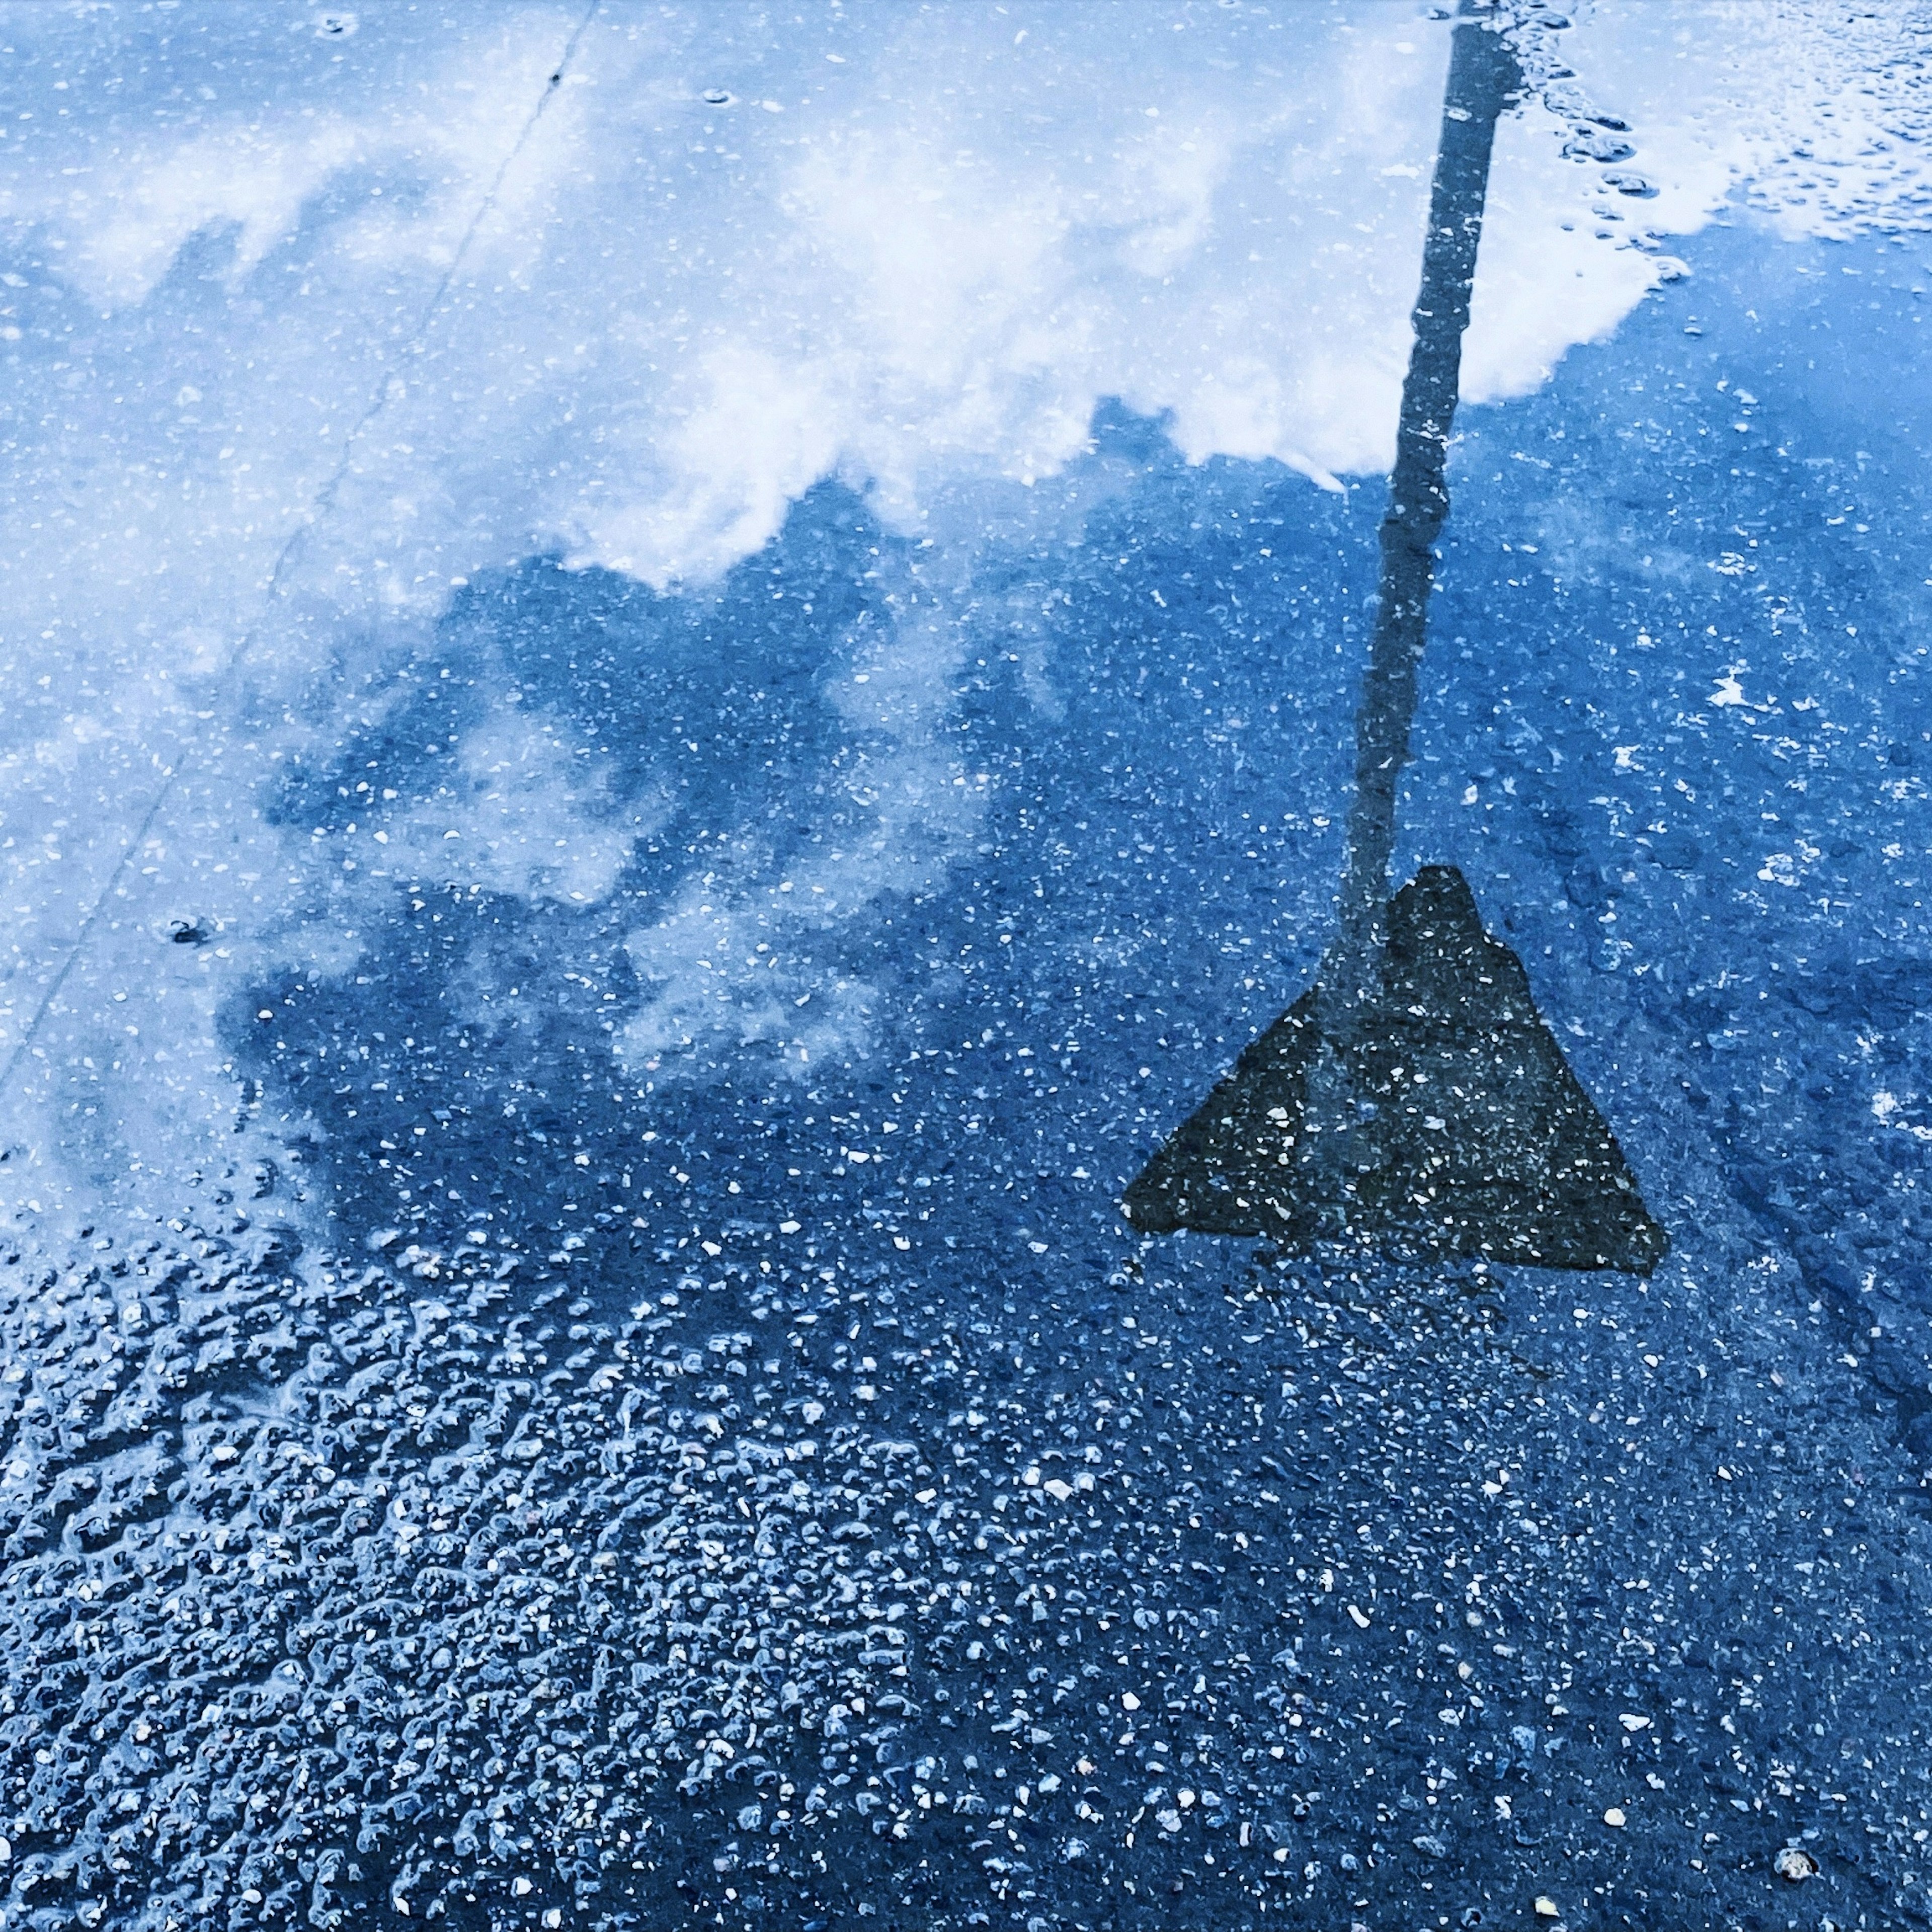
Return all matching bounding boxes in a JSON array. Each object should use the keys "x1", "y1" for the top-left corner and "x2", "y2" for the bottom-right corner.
[{"x1": 1, "y1": 8, "x2": 1929, "y2": 1931}]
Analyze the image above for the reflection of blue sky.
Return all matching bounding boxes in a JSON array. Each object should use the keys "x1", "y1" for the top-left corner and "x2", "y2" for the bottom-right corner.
[
  {"x1": 0, "y1": 1, "x2": 1928, "y2": 1240},
  {"x1": 4, "y1": 11, "x2": 1932, "y2": 1926},
  {"x1": 193, "y1": 214, "x2": 1932, "y2": 1303},
  {"x1": 224, "y1": 423, "x2": 1362, "y2": 1253}
]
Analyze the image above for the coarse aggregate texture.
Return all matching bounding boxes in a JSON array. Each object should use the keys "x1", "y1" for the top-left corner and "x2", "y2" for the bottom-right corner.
[
  {"x1": 3, "y1": 170, "x2": 1932, "y2": 1932},
  {"x1": 1, "y1": 1199, "x2": 1926, "y2": 1932}
]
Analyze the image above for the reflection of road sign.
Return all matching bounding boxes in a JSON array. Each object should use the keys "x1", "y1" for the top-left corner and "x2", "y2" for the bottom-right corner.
[
  {"x1": 1125, "y1": 9, "x2": 1666, "y2": 1273},
  {"x1": 1124, "y1": 867, "x2": 1668, "y2": 1272}
]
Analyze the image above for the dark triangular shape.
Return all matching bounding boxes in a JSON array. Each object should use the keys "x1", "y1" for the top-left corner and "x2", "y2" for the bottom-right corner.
[{"x1": 1121, "y1": 867, "x2": 1668, "y2": 1274}]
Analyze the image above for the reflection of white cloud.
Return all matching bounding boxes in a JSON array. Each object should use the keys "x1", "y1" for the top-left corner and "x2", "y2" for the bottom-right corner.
[
  {"x1": 3, "y1": 0, "x2": 1929, "y2": 1218},
  {"x1": 375, "y1": 710, "x2": 647, "y2": 907},
  {"x1": 5, "y1": 2, "x2": 1925, "y2": 682},
  {"x1": 621, "y1": 897, "x2": 873, "y2": 1072},
  {"x1": 6, "y1": 20, "x2": 566, "y2": 310},
  {"x1": 581, "y1": 345, "x2": 846, "y2": 586},
  {"x1": 619, "y1": 583, "x2": 985, "y2": 1077},
  {"x1": 548, "y1": 15, "x2": 1442, "y2": 574}
]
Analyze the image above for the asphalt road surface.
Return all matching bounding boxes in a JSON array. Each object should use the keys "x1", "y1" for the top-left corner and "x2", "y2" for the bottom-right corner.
[{"x1": 2, "y1": 8, "x2": 1929, "y2": 1931}]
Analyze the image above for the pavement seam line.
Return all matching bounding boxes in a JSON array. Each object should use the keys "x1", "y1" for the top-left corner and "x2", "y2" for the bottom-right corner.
[{"x1": 0, "y1": 0, "x2": 602, "y2": 1105}]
